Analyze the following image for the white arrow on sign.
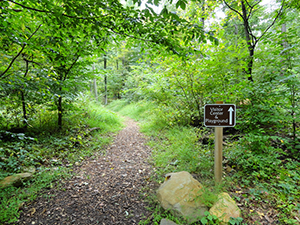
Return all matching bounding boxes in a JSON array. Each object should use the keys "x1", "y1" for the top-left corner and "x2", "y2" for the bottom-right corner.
[{"x1": 228, "y1": 107, "x2": 234, "y2": 125}]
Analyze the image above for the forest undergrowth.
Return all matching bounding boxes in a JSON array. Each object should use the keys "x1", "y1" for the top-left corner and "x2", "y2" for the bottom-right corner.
[
  {"x1": 107, "y1": 99, "x2": 300, "y2": 225},
  {"x1": 0, "y1": 96, "x2": 123, "y2": 224}
]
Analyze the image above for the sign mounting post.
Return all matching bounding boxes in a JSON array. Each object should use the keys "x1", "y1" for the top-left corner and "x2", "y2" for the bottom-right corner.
[{"x1": 204, "y1": 102, "x2": 236, "y2": 184}]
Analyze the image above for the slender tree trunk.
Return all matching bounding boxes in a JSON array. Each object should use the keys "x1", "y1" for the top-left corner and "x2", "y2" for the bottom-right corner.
[
  {"x1": 116, "y1": 59, "x2": 120, "y2": 99},
  {"x1": 282, "y1": 23, "x2": 296, "y2": 143},
  {"x1": 21, "y1": 91, "x2": 27, "y2": 127},
  {"x1": 122, "y1": 57, "x2": 125, "y2": 70},
  {"x1": 56, "y1": 56, "x2": 79, "y2": 130},
  {"x1": 91, "y1": 64, "x2": 95, "y2": 97},
  {"x1": 291, "y1": 89, "x2": 296, "y2": 143},
  {"x1": 201, "y1": 0, "x2": 205, "y2": 29},
  {"x1": 58, "y1": 88, "x2": 63, "y2": 130},
  {"x1": 90, "y1": 81, "x2": 93, "y2": 95},
  {"x1": 21, "y1": 59, "x2": 29, "y2": 127},
  {"x1": 104, "y1": 55, "x2": 107, "y2": 105},
  {"x1": 58, "y1": 70, "x2": 65, "y2": 130},
  {"x1": 247, "y1": 48, "x2": 254, "y2": 81},
  {"x1": 280, "y1": 23, "x2": 287, "y2": 77},
  {"x1": 93, "y1": 79, "x2": 98, "y2": 101},
  {"x1": 241, "y1": 0, "x2": 254, "y2": 82},
  {"x1": 281, "y1": 23, "x2": 287, "y2": 48}
]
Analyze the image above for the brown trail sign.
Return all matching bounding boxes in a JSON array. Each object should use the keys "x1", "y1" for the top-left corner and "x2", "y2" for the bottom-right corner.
[
  {"x1": 204, "y1": 104, "x2": 236, "y2": 127},
  {"x1": 204, "y1": 103, "x2": 236, "y2": 184}
]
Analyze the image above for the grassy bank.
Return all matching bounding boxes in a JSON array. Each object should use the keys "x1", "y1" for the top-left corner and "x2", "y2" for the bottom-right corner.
[{"x1": 0, "y1": 98, "x2": 123, "y2": 224}]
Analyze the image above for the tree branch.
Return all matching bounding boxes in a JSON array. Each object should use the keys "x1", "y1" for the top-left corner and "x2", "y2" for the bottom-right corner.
[
  {"x1": 23, "y1": 58, "x2": 42, "y2": 66},
  {"x1": 0, "y1": 45, "x2": 25, "y2": 79},
  {"x1": 223, "y1": 0, "x2": 244, "y2": 19},
  {"x1": 8, "y1": 0, "x2": 49, "y2": 13},
  {"x1": 0, "y1": 24, "x2": 42, "y2": 79},
  {"x1": 244, "y1": 0, "x2": 252, "y2": 9},
  {"x1": 245, "y1": 0, "x2": 261, "y2": 10},
  {"x1": 63, "y1": 55, "x2": 80, "y2": 81},
  {"x1": 256, "y1": 0, "x2": 285, "y2": 44},
  {"x1": 8, "y1": 0, "x2": 108, "y2": 20}
]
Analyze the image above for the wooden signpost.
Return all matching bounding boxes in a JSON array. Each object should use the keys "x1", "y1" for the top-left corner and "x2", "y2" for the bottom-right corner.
[{"x1": 204, "y1": 102, "x2": 236, "y2": 184}]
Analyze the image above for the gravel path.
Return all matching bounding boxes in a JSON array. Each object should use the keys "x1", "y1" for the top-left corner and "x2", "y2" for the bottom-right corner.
[{"x1": 17, "y1": 118, "x2": 155, "y2": 225}]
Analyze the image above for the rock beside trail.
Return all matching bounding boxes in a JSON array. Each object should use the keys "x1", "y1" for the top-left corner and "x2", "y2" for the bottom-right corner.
[
  {"x1": 0, "y1": 172, "x2": 33, "y2": 189},
  {"x1": 160, "y1": 218, "x2": 179, "y2": 225},
  {"x1": 157, "y1": 171, "x2": 241, "y2": 224},
  {"x1": 209, "y1": 192, "x2": 241, "y2": 224},
  {"x1": 157, "y1": 171, "x2": 208, "y2": 223}
]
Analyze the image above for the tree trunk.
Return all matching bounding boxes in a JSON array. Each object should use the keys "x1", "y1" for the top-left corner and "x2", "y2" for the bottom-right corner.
[
  {"x1": 280, "y1": 23, "x2": 287, "y2": 77},
  {"x1": 58, "y1": 91, "x2": 62, "y2": 130},
  {"x1": 104, "y1": 54, "x2": 107, "y2": 105},
  {"x1": 90, "y1": 81, "x2": 93, "y2": 95},
  {"x1": 281, "y1": 23, "x2": 287, "y2": 48},
  {"x1": 235, "y1": 24, "x2": 240, "y2": 76},
  {"x1": 201, "y1": 0, "x2": 205, "y2": 29},
  {"x1": 21, "y1": 59, "x2": 29, "y2": 127},
  {"x1": 21, "y1": 90, "x2": 27, "y2": 127},
  {"x1": 91, "y1": 64, "x2": 95, "y2": 97},
  {"x1": 241, "y1": 0, "x2": 254, "y2": 82},
  {"x1": 93, "y1": 78, "x2": 98, "y2": 101}
]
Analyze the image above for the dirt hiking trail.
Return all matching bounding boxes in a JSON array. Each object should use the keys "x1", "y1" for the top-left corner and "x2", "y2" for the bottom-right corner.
[{"x1": 18, "y1": 118, "x2": 155, "y2": 225}]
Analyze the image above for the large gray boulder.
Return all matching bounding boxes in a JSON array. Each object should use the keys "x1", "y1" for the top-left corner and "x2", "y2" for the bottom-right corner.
[{"x1": 157, "y1": 171, "x2": 208, "y2": 223}]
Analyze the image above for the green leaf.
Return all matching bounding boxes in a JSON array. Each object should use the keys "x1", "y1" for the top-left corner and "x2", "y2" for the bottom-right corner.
[
  {"x1": 201, "y1": 217, "x2": 208, "y2": 224},
  {"x1": 180, "y1": 1, "x2": 186, "y2": 10}
]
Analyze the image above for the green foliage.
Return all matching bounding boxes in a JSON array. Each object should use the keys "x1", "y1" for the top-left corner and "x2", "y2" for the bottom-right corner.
[
  {"x1": 1, "y1": 0, "x2": 300, "y2": 224},
  {"x1": 109, "y1": 95, "x2": 299, "y2": 224},
  {"x1": 0, "y1": 168, "x2": 68, "y2": 224},
  {"x1": 228, "y1": 217, "x2": 245, "y2": 225},
  {"x1": 0, "y1": 95, "x2": 123, "y2": 223},
  {"x1": 199, "y1": 211, "x2": 220, "y2": 225},
  {"x1": 226, "y1": 134, "x2": 283, "y2": 181},
  {"x1": 139, "y1": 205, "x2": 183, "y2": 225}
]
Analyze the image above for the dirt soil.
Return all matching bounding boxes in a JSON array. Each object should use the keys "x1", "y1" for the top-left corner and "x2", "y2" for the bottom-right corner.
[{"x1": 17, "y1": 118, "x2": 156, "y2": 225}]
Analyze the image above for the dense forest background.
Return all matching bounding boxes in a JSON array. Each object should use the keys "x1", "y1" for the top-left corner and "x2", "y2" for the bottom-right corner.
[{"x1": 0, "y1": 0, "x2": 299, "y2": 224}]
